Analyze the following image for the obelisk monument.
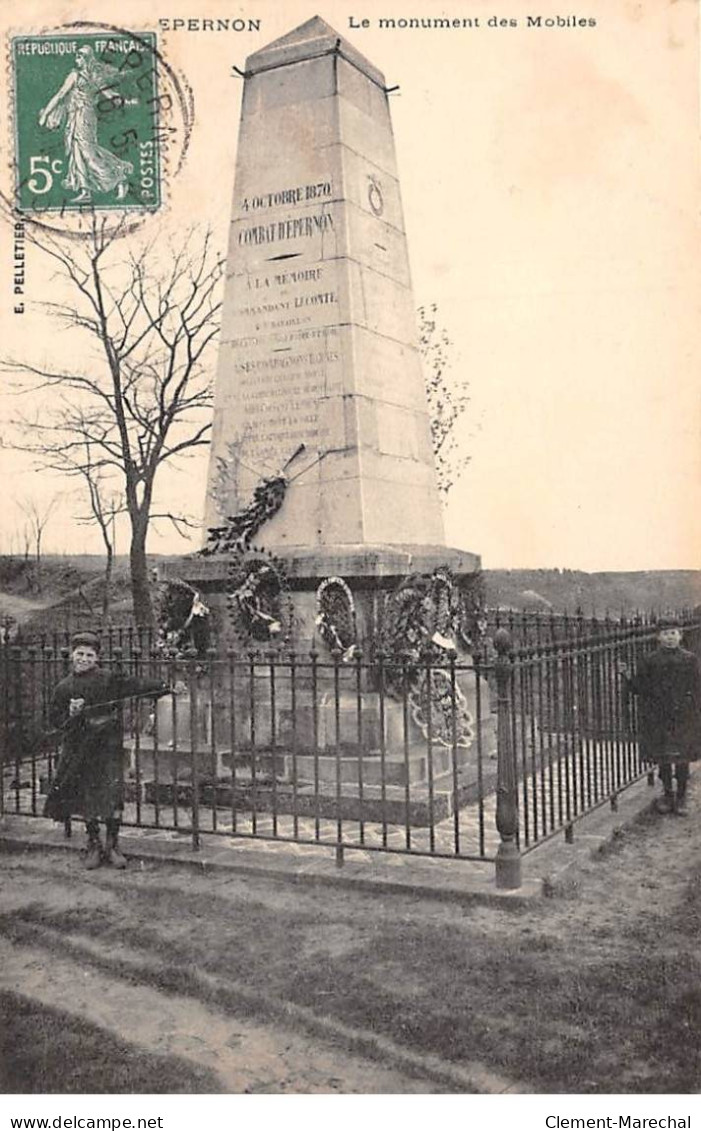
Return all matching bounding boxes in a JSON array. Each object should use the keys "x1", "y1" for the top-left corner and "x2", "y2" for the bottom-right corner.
[
  {"x1": 172, "y1": 16, "x2": 479, "y2": 652},
  {"x1": 205, "y1": 15, "x2": 445, "y2": 548},
  {"x1": 161, "y1": 16, "x2": 486, "y2": 782}
]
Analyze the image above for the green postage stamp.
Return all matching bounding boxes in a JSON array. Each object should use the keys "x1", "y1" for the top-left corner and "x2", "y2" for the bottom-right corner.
[{"x1": 11, "y1": 31, "x2": 162, "y2": 212}]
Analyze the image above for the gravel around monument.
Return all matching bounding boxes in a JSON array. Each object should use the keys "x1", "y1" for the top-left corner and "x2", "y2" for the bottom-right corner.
[{"x1": 1, "y1": 789, "x2": 701, "y2": 1095}]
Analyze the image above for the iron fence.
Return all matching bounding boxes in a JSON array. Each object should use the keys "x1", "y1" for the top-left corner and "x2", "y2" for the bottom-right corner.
[
  {"x1": 6, "y1": 607, "x2": 700, "y2": 655},
  {"x1": 2, "y1": 615, "x2": 699, "y2": 887},
  {"x1": 486, "y1": 607, "x2": 701, "y2": 651},
  {"x1": 0, "y1": 647, "x2": 497, "y2": 863}
]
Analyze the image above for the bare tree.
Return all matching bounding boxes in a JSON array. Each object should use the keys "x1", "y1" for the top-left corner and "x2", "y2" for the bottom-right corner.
[
  {"x1": 12, "y1": 421, "x2": 123, "y2": 620},
  {"x1": 72, "y1": 441, "x2": 123, "y2": 623},
  {"x1": 418, "y1": 304, "x2": 471, "y2": 497},
  {"x1": 3, "y1": 214, "x2": 223, "y2": 624},
  {"x1": 17, "y1": 494, "x2": 60, "y2": 593},
  {"x1": 19, "y1": 525, "x2": 31, "y2": 565}
]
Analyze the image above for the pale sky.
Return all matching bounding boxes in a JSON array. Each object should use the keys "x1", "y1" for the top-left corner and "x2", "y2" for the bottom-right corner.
[{"x1": 1, "y1": 0, "x2": 699, "y2": 570}]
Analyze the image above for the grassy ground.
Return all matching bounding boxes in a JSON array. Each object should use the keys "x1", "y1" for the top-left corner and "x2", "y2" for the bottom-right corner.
[
  {"x1": 1, "y1": 795, "x2": 701, "y2": 1093},
  {"x1": 0, "y1": 991, "x2": 220, "y2": 1093}
]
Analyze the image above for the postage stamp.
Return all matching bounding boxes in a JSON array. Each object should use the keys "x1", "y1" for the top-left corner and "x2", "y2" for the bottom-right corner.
[{"x1": 11, "y1": 31, "x2": 162, "y2": 213}]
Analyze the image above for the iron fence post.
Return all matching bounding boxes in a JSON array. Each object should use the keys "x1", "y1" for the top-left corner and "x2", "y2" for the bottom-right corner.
[
  {"x1": 11, "y1": 646, "x2": 22, "y2": 815},
  {"x1": 494, "y1": 629, "x2": 522, "y2": 890},
  {"x1": 0, "y1": 642, "x2": 7, "y2": 818},
  {"x1": 188, "y1": 662, "x2": 200, "y2": 851}
]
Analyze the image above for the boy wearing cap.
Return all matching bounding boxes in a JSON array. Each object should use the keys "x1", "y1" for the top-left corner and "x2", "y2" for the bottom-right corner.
[
  {"x1": 45, "y1": 633, "x2": 169, "y2": 869},
  {"x1": 622, "y1": 620, "x2": 701, "y2": 815}
]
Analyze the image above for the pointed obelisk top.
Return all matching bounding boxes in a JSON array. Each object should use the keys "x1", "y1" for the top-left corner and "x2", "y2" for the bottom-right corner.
[{"x1": 245, "y1": 15, "x2": 386, "y2": 88}]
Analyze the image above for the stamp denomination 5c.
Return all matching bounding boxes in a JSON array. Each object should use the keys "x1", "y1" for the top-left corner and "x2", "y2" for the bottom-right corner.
[{"x1": 12, "y1": 31, "x2": 162, "y2": 213}]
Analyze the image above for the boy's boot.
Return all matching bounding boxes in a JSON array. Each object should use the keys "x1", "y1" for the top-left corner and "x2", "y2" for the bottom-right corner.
[
  {"x1": 104, "y1": 819, "x2": 127, "y2": 869},
  {"x1": 674, "y1": 766, "x2": 689, "y2": 816},
  {"x1": 84, "y1": 820, "x2": 103, "y2": 870},
  {"x1": 657, "y1": 766, "x2": 675, "y2": 814},
  {"x1": 656, "y1": 790, "x2": 675, "y2": 814}
]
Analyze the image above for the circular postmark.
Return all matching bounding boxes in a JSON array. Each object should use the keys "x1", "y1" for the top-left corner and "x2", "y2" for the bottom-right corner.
[{"x1": 4, "y1": 20, "x2": 194, "y2": 240}]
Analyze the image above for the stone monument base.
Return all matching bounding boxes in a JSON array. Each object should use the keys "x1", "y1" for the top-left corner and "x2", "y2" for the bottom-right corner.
[
  {"x1": 160, "y1": 543, "x2": 480, "y2": 652},
  {"x1": 157, "y1": 544, "x2": 491, "y2": 805}
]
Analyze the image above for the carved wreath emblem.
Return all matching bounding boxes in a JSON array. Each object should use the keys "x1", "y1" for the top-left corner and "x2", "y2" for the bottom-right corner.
[{"x1": 367, "y1": 176, "x2": 384, "y2": 217}]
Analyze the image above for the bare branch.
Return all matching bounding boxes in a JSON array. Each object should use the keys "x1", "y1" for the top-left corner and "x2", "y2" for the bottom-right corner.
[
  {"x1": 1, "y1": 221, "x2": 223, "y2": 623},
  {"x1": 418, "y1": 303, "x2": 471, "y2": 497}
]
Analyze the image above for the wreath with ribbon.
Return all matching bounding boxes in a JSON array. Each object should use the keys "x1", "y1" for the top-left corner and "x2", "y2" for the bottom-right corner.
[
  {"x1": 381, "y1": 568, "x2": 462, "y2": 670},
  {"x1": 156, "y1": 578, "x2": 211, "y2": 660},
  {"x1": 458, "y1": 571, "x2": 488, "y2": 652},
  {"x1": 409, "y1": 668, "x2": 474, "y2": 749},
  {"x1": 226, "y1": 549, "x2": 292, "y2": 647},
  {"x1": 380, "y1": 567, "x2": 483, "y2": 747},
  {"x1": 315, "y1": 577, "x2": 358, "y2": 660}
]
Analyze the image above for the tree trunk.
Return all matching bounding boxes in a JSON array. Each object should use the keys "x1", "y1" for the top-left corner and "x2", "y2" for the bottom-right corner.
[
  {"x1": 129, "y1": 520, "x2": 153, "y2": 626},
  {"x1": 102, "y1": 545, "x2": 114, "y2": 624},
  {"x1": 35, "y1": 532, "x2": 42, "y2": 594}
]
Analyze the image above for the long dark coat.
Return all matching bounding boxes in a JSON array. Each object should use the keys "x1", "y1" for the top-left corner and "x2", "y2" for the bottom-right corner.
[
  {"x1": 44, "y1": 668, "x2": 168, "y2": 822},
  {"x1": 627, "y1": 646, "x2": 701, "y2": 764}
]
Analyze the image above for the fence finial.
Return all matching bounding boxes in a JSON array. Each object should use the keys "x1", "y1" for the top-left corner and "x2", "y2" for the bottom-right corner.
[{"x1": 493, "y1": 627, "x2": 512, "y2": 656}]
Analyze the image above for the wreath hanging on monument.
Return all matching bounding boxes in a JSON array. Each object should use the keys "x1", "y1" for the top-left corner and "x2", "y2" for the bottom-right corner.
[
  {"x1": 409, "y1": 668, "x2": 474, "y2": 749},
  {"x1": 380, "y1": 567, "x2": 476, "y2": 747},
  {"x1": 226, "y1": 549, "x2": 292, "y2": 648},
  {"x1": 203, "y1": 474, "x2": 288, "y2": 556},
  {"x1": 315, "y1": 576, "x2": 358, "y2": 660},
  {"x1": 156, "y1": 578, "x2": 211, "y2": 660},
  {"x1": 201, "y1": 443, "x2": 306, "y2": 557},
  {"x1": 457, "y1": 571, "x2": 488, "y2": 653},
  {"x1": 381, "y1": 568, "x2": 463, "y2": 671}
]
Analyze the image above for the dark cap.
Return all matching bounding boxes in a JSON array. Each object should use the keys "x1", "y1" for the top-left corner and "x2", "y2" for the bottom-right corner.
[
  {"x1": 71, "y1": 632, "x2": 101, "y2": 652},
  {"x1": 656, "y1": 615, "x2": 681, "y2": 630}
]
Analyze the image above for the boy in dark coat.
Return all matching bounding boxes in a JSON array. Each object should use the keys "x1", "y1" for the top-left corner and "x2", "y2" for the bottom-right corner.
[
  {"x1": 622, "y1": 619, "x2": 701, "y2": 815},
  {"x1": 44, "y1": 633, "x2": 169, "y2": 868}
]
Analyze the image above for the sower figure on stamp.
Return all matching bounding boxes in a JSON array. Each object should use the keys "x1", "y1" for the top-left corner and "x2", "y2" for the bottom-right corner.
[
  {"x1": 44, "y1": 633, "x2": 170, "y2": 869},
  {"x1": 620, "y1": 618, "x2": 701, "y2": 816},
  {"x1": 37, "y1": 45, "x2": 133, "y2": 204}
]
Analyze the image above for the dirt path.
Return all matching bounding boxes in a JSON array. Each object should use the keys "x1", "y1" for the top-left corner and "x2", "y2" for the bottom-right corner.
[
  {"x1": 0, "y1": 852, "x2": 499, "y2": 1093},
  {"x1": 2, "y1": 783, "x2": 701, "y2": 1094},
  {"x1": 0, "y1": 592, "x2": 49, "y2": 624},
  {"x1": 0, "y1": 935, "x2": 445, "y2": 1094}
]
